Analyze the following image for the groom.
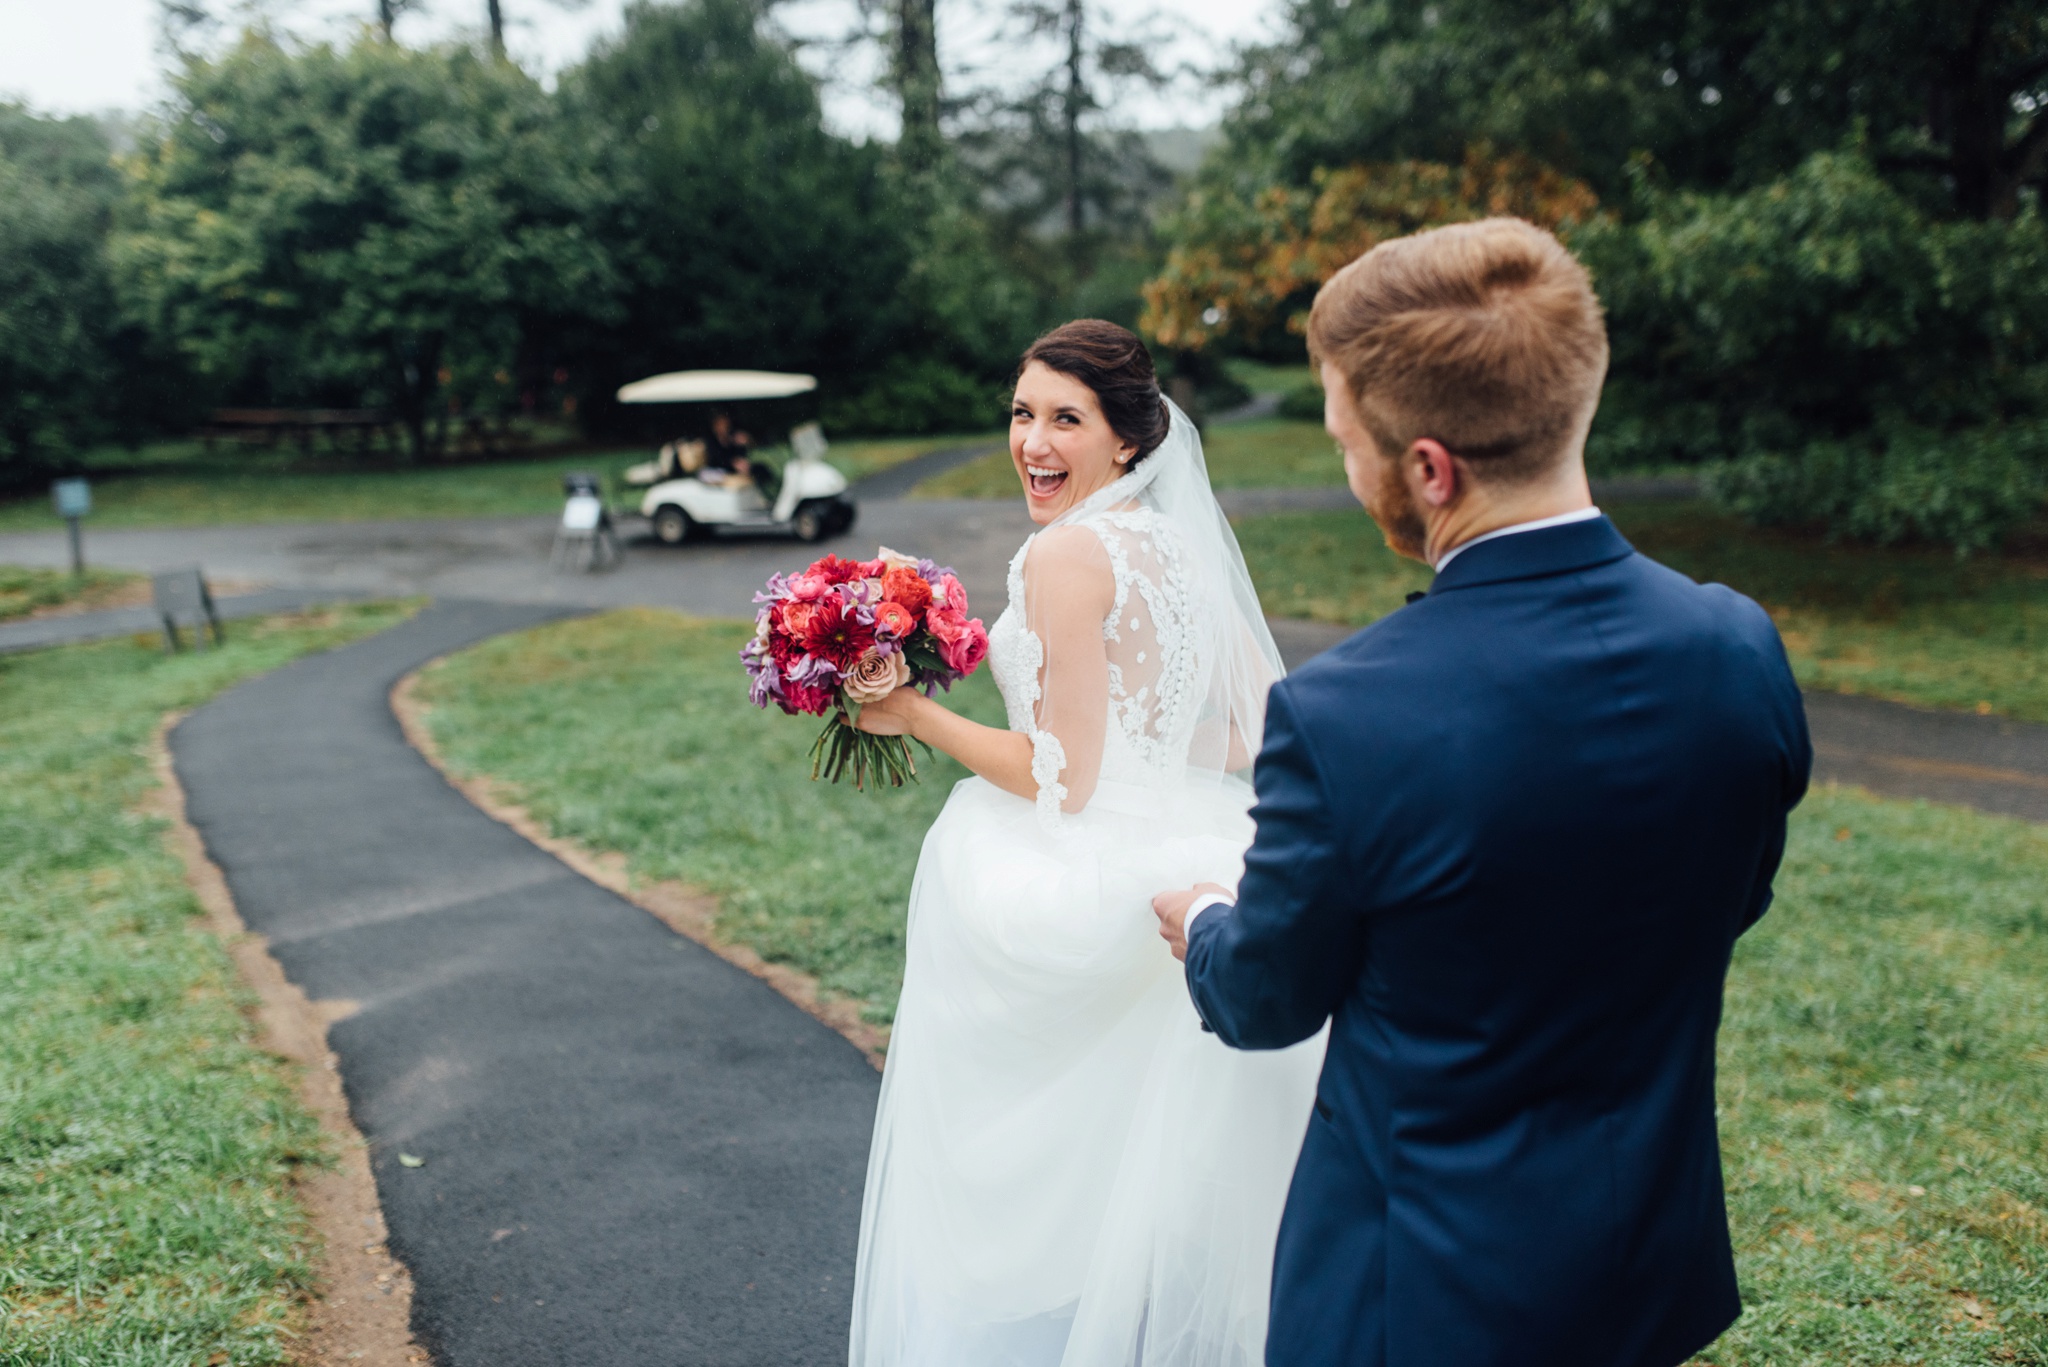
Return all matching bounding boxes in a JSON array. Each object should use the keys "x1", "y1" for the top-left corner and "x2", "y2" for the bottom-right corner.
[{"x1": 1154, "y1": 218, "x2": 1811, "y2": 1367}]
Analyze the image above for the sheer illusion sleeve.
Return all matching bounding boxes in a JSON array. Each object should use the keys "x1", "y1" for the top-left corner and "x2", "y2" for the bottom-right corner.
[{"x1": 1020, "y1": 524, "x2": 1114, "y2": 824}]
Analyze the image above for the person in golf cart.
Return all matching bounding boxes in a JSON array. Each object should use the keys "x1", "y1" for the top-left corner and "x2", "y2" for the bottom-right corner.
[{"x1": 704, "y1": 411, "x2": 755, "y2": 477}]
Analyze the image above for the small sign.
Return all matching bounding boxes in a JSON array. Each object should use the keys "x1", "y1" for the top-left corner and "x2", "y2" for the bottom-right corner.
[
  {"x1": 152, "y1": 567, "x2": 223, "y2": 652},
  {"x1": 52, "y1": 478, "x2": 91, "y2": 518}
]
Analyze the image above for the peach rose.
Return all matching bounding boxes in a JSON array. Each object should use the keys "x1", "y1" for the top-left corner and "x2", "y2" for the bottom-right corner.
[
  {"x1": 842, "y1": 648, "x2": 910, "y2": 704},
  {"x1": 874, "y1": 545, "x2": 920, "y2": 572}
]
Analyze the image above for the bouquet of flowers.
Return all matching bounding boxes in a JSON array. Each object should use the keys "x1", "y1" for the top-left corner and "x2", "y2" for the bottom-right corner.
[{"x1": 742, "y1": 547, "x2": 989, "y2": 789}]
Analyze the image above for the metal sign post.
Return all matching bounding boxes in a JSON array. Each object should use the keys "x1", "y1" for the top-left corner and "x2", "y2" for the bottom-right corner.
[{"x1": 51, "y1": 479, "x2": 92, "y2": 577}]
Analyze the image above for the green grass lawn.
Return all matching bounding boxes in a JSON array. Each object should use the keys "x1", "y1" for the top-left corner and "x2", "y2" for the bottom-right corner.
[
  {"x1": 0, "y1": 600, "x2": 420, "y2": 1366},
  {"x1": 0, "y1": 434, "x2": 978, "y2": 532},
  {"x1": 914, "y1": 417, "x2": 1344, "y2": 499},
  {"x1": 1703, "y1": 788, "x2": 2048, "y2": 1364},
  {"x1": 823, "y1": 431, "x2": 1003, "y2": 483},
  {"x1": 1224, "y1": 356, "x2": 1316, "y2": 396},
  {"x1": 0, "y1": 565, "x2": 145, "y2": 622},
  {"x1": 412, "y1": 606, "x2": 2048, "y2": 1363},
  {"x1": 412, "y1": 610, "x2": 1008, "y2": 1024},
  {"x1": 1238, "y1": 501, "x2": 2048, "y2": 722}
]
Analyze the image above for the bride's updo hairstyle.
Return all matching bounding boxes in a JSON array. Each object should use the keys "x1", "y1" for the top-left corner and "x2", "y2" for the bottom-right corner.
[{"x1": 1019, "y1": 320, "x2": 1173, "y2": 467}]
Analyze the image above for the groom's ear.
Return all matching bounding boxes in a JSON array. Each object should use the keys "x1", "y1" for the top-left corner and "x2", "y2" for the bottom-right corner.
[{"x1": 1407, "y1": 438, "x2": 1460, "y2": 508}]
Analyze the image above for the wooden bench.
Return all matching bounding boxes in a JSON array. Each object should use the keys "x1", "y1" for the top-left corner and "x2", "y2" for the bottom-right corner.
[{"x1": 196, "y1": 409, "x2": 398, "y2": 452}]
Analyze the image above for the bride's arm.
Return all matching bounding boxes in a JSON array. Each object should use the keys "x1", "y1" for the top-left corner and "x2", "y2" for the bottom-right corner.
[{"x1": 856, "y1": 527, "x2": 1113, "y2": 812}]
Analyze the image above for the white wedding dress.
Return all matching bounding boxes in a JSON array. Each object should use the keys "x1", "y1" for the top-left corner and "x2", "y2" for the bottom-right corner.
[{"x1": 850, "y1": 406, "x2": 1327, "y2": 1367}]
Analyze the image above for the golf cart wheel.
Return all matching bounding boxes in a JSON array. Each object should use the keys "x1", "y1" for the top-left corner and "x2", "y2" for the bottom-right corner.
[
  {"x1": 652, "y1": 505, "x2": 696, "y2": 545},
  {"x1": 792, "y1": 501, "x2": 829, "y2": 543}
]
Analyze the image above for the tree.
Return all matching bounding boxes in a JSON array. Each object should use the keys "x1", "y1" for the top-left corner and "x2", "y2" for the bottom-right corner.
[
  {"x1": 1221, "y1": 0, "x2": 2048, "y2": 221},
  {"x1": 0, "y1": 107, "x2": 131, "y2": 484},
  {"x1": 483, "y1": 0, "x2": 593, "y2": 62},
  {"x1": 1149, "y1": 0, "x2": 2048, "y2": 549},
  {"x1": 948, "y1": 0, "x2": 1170, "y2": 276},
  {"x1": 115, "y1": 35, "x2": 620, "y2": 457},
  {"x1": 376, "y1": 0, "x2": 425, "y2": 41},
  {"x1": 1141, "y1": 145, "x2": 1600, "y2": 351},
  {"x1": 561, "y1": 0, "x2": 931, "y2": 422},
  {"x1": 892, "y1": 0, "x2": 943, "y2": 179}
]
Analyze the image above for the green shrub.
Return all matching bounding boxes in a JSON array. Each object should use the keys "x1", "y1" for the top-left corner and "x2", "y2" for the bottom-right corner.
[
  {"x1": 1589, "y1": 153, "x2": 2048, "y2": 451},
  {"x1": 822, "y1": 357, "x2": 1004, "y2": 436},
  {"x1": 1569, "y1": 149, "x2": 2048, "y2": 550},
  {"x1": 1278, "y1": 381, "x2": 1325, "y2": 422},
  {"x1": 1705, "y1": 420, "x2": 2048, "y2": 556}
]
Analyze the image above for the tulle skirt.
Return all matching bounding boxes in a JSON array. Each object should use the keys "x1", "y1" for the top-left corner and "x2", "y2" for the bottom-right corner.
[{"x1": 850, "y1": 774, "x2": 1327, "y2": 1367}]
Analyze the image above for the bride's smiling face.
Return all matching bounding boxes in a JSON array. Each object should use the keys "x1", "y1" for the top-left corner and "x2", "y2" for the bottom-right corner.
[{"x1": 1010, "y1": 361, "x2": 1137, "y2": 525}]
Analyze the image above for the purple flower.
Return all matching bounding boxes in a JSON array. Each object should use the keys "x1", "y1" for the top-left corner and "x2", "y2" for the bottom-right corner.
[
  {"x1": 785, "y1": 653, "x2": 840, "y2": 687},
  {"x1": 741, "y1": 647, "x2": 781, "y2": 710}
]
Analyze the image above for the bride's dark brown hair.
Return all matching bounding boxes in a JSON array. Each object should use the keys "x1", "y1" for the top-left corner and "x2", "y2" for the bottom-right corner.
[{"x1": 1018, "y1": 320, "x2": 1173, "y2": 466}]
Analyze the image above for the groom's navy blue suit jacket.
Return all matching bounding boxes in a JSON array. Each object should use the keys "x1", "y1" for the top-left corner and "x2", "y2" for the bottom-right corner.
[{"x1": 1185, "y1": 516, "x2": 1811, "y2": 1367}]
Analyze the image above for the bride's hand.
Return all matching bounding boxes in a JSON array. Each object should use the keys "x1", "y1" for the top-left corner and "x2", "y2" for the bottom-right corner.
[{"x1": 854, "y1": 686, "x2": 923, "y2": 737}]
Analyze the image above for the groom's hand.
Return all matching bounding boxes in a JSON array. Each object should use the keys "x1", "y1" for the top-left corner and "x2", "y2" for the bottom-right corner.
[{"x1": 1153, "y1": 882, "x2": 1231, "y2": 962}]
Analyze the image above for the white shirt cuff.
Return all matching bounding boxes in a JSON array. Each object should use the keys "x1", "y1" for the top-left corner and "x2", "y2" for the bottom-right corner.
[{"x1": 1183, "y1": 892, "x2": 1235, "y2": 937}]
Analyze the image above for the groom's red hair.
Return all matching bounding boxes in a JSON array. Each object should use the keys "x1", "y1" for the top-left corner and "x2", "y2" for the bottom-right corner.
[{"x1": 1307, "y1": 217, "x2": 1608, "y2": 485}]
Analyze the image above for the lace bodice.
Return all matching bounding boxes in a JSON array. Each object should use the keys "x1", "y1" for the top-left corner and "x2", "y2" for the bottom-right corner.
[{"x1": 988, "y1": 504, "x2": 1203, "y2": 827}]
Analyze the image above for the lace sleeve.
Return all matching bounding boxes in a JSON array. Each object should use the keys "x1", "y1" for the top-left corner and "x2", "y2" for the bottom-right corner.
[{"x1": 1018, "y1": 525, "x2": 1114, "y2": 829}]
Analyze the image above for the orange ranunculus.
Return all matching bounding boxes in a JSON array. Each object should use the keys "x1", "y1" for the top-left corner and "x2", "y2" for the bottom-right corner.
[
  {"x1": 879, "y1": 566, "x2": 933, "y2": 617},
  {"x1": 874, "y1": 601, "x2": 917, "y2": 637}
]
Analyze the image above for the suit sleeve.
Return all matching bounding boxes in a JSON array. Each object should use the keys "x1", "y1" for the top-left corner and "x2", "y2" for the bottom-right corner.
[
  {"x1": 1184, "y1": 682, "x2": 1363, "y2": 1050},
  {"x1": 1737, "y1": 601, "x2": 1815, "y2": 935}
]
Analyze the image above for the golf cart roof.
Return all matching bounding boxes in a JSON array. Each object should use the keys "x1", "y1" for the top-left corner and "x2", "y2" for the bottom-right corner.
[{"x1": 615, "y1": 370, "x2": 818, "y2": 404}]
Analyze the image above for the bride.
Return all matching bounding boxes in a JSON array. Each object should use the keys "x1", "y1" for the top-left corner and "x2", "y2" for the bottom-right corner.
[{"x1": 849, "y1": 320, "x2": 1326, "y2": 1367}]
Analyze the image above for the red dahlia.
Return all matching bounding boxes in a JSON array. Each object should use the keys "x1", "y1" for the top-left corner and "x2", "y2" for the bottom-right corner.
[{"x1": 797, "y1": 596, "x2": 875, "y2": 669}]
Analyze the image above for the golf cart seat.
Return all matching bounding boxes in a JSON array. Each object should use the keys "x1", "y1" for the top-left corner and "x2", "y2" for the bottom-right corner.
[{"x1": 624, "y1": 438, "x2": 707, "y2": 487}]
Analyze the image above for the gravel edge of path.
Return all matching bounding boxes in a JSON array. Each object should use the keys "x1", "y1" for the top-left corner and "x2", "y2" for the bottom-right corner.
[{"x1": 147, "y1": 714, "x2": 427, "y2": 1367}]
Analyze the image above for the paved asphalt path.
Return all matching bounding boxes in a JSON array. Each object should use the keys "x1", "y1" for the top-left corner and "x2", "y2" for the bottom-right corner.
[
  {"x1": 1801, "y1": 690, "x2": 2048, "y2": 824},
  {"x1": 172, "y1": 600, "x2": 883, "y2": 1367},
  {"x1": 0, "y1": 585, "x2": 371, "y2": 655},
  {"x1": 0, "y1": 498, "x2": 1039, "y2": 628}
]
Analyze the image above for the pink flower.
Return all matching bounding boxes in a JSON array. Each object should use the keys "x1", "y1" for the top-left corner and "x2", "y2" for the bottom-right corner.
[
  {"x1": 937, "y1": 619, "x2": 988, "y2": 675},
  {"x1": 925, "y1": 574, "x2": 969, "y2": 637},
  {"x1": 788, "y1": 572, "x2": 829, "y2": 602}
]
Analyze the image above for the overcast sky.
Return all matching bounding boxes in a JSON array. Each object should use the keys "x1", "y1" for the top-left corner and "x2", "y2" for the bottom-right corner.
[{"x1": 0, "y1": 0, "x2": 1286, "y2": 138}]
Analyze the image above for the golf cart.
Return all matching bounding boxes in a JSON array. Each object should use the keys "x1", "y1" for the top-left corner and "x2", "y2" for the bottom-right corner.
[{"x1": 617, "y1": 369, "x2": 856, "y2": 544}]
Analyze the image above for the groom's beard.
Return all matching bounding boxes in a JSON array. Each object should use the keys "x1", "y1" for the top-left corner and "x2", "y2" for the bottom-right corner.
[{"x1": 1367, "y1": 458, "x2": 1430, "y2": 562}]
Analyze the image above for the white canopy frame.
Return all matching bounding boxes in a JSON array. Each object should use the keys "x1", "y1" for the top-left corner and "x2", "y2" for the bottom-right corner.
[{"x1": 615, "y1": 370, "x2": 818, "y2": 404}]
